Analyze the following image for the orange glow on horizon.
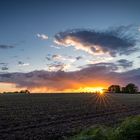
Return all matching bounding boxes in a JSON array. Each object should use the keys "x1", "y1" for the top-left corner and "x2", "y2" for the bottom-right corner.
[
  {"x1": 0, "y1": 82, "x2": 25, "y2": 93},
  {"x1": 0, "y1": 82, "x2": 108, "y2": 93}
]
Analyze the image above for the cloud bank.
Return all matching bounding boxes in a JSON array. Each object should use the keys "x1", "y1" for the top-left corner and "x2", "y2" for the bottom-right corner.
[{"x1": 0, "y1": 63, "x2": 139, "y2": 92}]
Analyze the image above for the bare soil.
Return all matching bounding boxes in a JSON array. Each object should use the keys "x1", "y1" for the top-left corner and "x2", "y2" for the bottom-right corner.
[{"x1": 0, "y1": 93, "x2": 140, "y2": 140}]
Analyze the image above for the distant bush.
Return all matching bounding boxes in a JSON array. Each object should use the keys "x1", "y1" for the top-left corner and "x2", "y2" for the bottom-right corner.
[{"x1": 71, "y1": 116, "x2": 140, "y2": 140}]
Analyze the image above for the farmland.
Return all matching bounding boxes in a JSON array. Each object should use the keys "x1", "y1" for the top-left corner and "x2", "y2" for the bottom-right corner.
[{"x1": 0, "y1": 93, "x2": 140, "y2": 139}]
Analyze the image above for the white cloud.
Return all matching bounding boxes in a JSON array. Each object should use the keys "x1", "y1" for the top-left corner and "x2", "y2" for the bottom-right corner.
[
  {"x1": 37, "y1": 34, "x2": 48, "y2": 40},
  {"x1": 52, "y1": 54, "x2": 76, "y2": 62},
  {"x1": 54, "y1": 36, "x2": 107, "y2": 56}
]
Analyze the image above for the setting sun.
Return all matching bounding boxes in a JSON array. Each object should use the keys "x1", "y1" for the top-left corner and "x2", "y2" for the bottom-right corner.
[{"x1": 77, "y1": 87, "x2": 104, "y2": 93}]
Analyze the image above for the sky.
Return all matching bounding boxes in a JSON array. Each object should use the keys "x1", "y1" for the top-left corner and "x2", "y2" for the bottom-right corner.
[{"x1": 0, "y1": 0, "x2": 140, "y2": 92}]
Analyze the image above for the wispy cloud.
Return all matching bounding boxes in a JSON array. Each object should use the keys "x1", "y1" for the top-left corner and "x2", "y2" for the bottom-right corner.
[
  {"x1": 0, "y1": 45, "x2": 15, "y2": 49},
  {"x1": 18, "y1": 61, "x2": 30, "y2": 66},
  {"x1": 86, "y1": 59, "x2": 133, "y2": 71},
  {"x1": 0, "y1": 62, "x2": 8, "y2": 65},
  {"x1": 0, "y1": 62, "x2": 9, "y2": 71},
  {"x1": 52, "y1": 54, "x2": 75, "y2": 62},
  {"x1": 45, "y1": 54, "x2": 76, "y2": 63},
  {"x1": 138, "y1": 27, "x2": 140, "y2": 32},
  {"x1": 47, "y1": 63, "x2": 71, "y2": 72},
  {"x1": 117, "y1": 59, "x2": 133, "y2": 68},
  {"x1": 1, "y1": 66, "x2": 8, "y2": 71},
  {"x1": 37, "y1": 34, "x2": 48, "y2": 40},
  {"x1": 50, "y1": 45, "x2": 61, "y2": 49}
]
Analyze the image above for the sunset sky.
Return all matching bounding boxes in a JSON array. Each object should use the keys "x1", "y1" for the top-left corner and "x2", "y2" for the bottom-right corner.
[{"x1": 0, "y1": 0, "x2": 140, "y2": 92}]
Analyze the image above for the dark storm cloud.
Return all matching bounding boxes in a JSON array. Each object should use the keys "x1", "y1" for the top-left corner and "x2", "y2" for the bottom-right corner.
[
  {"x1": 0, "y1": 45, "x2": 15, "y2": 49},
  {"x1": 117, "y1": 59, "x2": 133, "y2": 68},
  {"x1": 0, "y1": 63, "x2": 8, "y2": 65},
  {"x1": 0, "y1": 63, "x2": 140, "y2": 91},
  {"x1": 55, "y1": 26, "x2": 139, "y2": 57}
]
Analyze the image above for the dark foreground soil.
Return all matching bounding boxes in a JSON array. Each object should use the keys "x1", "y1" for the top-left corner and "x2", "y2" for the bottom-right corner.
[{"x1": 0, "y1": 93, "x2": 140, "y2": 140}]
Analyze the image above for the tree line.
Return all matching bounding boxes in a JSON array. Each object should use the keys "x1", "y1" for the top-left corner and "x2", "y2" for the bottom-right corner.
[
  {"x1": 108, "y1": 83, "x2": 139, "y2": 94},
  {"x1": 2, "y1": 90, "x2": 30, "y2": 94}
]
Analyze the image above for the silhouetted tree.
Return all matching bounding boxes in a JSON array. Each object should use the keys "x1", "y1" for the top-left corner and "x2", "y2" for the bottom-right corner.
[
  {"x1": 20, "y1": 90, "x2": 30, "y2": 94},
  {"x1": 124, "y1": 83, "x2": 138, "y2": 94},
  {"x1": 122, "y1": 87, "x2": 127, "y2": 93},
  {"x1": 108, "y1": 85, "x2": 121, "y2": 93},
  {"x1": 25, "y1": 90, "x2": 30, "y2": 94}
]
